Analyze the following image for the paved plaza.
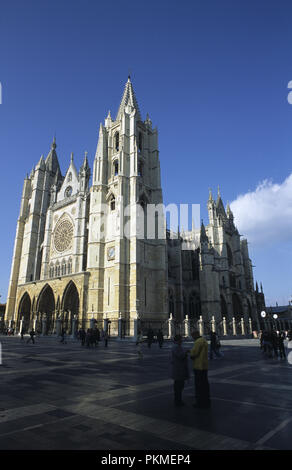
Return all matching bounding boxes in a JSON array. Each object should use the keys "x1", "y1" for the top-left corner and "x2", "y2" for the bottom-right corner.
[{"x1": 0, "y1": 335, "x2": 292, "y2": 451}]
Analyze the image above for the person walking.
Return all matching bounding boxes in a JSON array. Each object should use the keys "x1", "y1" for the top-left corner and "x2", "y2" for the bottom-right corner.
[
  {"x1": 190, "y1": 330, "x2": 211, "y2": 409},
  {"x1": 262, "y1": 330, "x2": 273, "y2": 358},
  {"x1": 96, "y1": 328, "x2": 100, "y2": 344},
  {"x1": 136, "y1": 330, "x2": 144, "y2": 359},
  {"x1": 86, "y1": 329, "x2": 92, "y2": 348},
  {"x1": 26, "y1": 329, "x2": 36, "y2": 344},
  {"x1": 170, "y1": 335, "x2": 189, "y2": 406},
  {"x1": 157, "y1": 329, "x2": 164, "y2": 348},
  {"x1": 80, "y1": 328, "x2": 86, "y2": 347},
  {"x1": 20, "y1": 327, "x2": 25, "y2": 340},
  {"x1": 60, "y1": 329, "x2": 67, "y2": 344},
  {"x1": 278, "y1": 331, "x2": 286, "y2": 359},
  {"x1": 271, "y1": 330, "x2": 278, "y2": 358},
  {"x1": 104, "y1": 329, "x2": 109, "y2": 347},
  {"x1": 209, "y1": 331, "x2": 221, "y2": 359},
  {"x1": 147, "y1": 328, "x2": 154, "y2": 348}
]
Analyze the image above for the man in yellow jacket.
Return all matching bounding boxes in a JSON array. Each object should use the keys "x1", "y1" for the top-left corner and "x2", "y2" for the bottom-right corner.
[{"x1": 190, "y1": 330, "x2": 211, "y2": 409}]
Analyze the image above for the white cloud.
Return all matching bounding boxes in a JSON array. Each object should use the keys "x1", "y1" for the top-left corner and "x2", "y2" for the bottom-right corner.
[{"x1": 230, "y1": 174, "x2": 292, "y2": 245}]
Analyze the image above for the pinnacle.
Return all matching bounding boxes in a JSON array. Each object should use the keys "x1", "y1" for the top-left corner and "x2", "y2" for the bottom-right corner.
[
  {"x1": 116, "y1": 77, "x2": 142, "y2": 121},
  {"x1": 51, "y1": 136, "x2": 57, "y2": 150}
]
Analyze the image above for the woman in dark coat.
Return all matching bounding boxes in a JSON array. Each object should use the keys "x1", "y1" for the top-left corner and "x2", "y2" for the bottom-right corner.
[{"x1": 170, "y1": 335, "x2": 189, "y2": 406}]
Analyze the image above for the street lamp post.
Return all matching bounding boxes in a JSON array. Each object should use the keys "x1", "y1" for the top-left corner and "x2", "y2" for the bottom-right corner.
[
  {"x1": 272, "y1": 313, "x2": 278, "y2": 330},
  {"x1": 261, "y1": 310, "x2": 278, "y2": 331},
  {"x1": 261, "y1": 310, "x2": 267, "y2": 331}
]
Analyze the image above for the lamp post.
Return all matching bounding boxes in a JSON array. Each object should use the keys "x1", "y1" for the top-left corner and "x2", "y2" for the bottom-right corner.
[
  {"x1": 261, "y1": 310, "x2": 267, "y2": 331},
  {"x1": 261, "y1": 310, "x2": 278, "y2": 331},
  {"x1": 272, "y1": 313, "x2": 278, "y2": 330}
]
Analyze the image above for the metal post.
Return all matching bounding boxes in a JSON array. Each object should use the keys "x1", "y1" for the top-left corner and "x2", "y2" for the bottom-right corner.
[
  {"x1": 222, "y1": 317, "x2": 227, "y2": 336},
  {"x1": 232, "y1": 317, "x2": 236, "y2": 336},
  {"x1": 211, "y1": 315, "x2": 216, "y2": 333},
  {"x1": 133, "y1": 313, "x2": 139, "y2": 342},
  {"x1": 168, "y1": 313, "x2": 174, "y2": 340},
  {"x1": 249, "y1": 318, "x2": 252, "y2": 335},
  {"x1": 198, "y1": 315, "x2": 204, "y2": 336},
  {"x1": 241, "y1": 317, "x2": 245, "y2": 335},
  {"x1": 184, "y1": 315, "x2": 190, "y2": 338},
  {"x1": 19, "y1": 317, "x2": 24, "y2": 336},
  {"x1": 118, "y1": 313, "x2": 123, "y2": 339}
]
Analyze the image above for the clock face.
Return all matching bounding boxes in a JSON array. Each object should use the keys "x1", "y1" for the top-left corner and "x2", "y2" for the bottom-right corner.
[
  {"x1": 54, "y1": 218, "x2": 74, "y2": 253},
  {"x1": 107, "y1": 247, "x2": 115, "y2": 260}
]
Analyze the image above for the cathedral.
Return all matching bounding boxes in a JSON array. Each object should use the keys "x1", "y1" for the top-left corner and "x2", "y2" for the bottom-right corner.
[{"x1": 5, "y1": 77, "x2": 263, "y2": 337}]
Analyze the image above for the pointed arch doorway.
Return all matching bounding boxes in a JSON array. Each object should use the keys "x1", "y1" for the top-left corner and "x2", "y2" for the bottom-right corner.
[
  {"x1": 62, "y1": 281, "x2": 79, "y2": 334},
  {"x1": 18, "y1": 293, "x2": 31, "y2": 332},
  {"x1": 37, "y1": 285, "x2": 55, "y2": 334},
  {"x1": 232, "y1": 293, "x2": 243, "y2": 334}
]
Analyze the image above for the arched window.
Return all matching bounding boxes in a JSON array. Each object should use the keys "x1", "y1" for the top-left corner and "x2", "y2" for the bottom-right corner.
[
  {"x1": 191, "y1": 252, "x2": 199, "y2": 280},
  {"x1": 138, "y1": 132, "x2": 143, "y2": 152},
  {"x1": 49, "y1": 264, "x2": 54, "y2": 278},
  {"x1": 221, "y1": 295, "x2": 228, "y2": 316},
  {"x1": 68, "y1": 258, "x2": 72, "y2": 274},
  {"x1": 55, "y1": 262, "x2": 60, "y2": 277},
  {"x1": 115, "y1": 132, "x2": 119, "y2": 152},
  {"x1": 61, "y1": 260, "x2": 66, "y2": 276},
  {"x1": 138, "y1": 161, "x2": 143, "y2": 177},
  {"x1": 67, "y1": 172, "x2": 72, "y2": 182},
  {"x1": 169, "y1": 291, "x2": 174, "y2": 316},
  {"x1": 229, "y1": 272, "x2": 236, "y2": 288},
  {"x1": 226, "y1": 244, "x2": 233, "y2": 267},
  {"x1": 189, "y1": 293, "x2": 201, "y2": 319},
  {"x1": 183, "y1": 293, "x2": 187, "y2": 317},
  {"x1": 110, "y1": 195, "x2": 115, "y2": 211},
  {"x1": 232, "y1": 293, "x2": 242, "y2": 320},
  {"x1": 114, "y1": 160, "x2": 119, "y2": 176}
]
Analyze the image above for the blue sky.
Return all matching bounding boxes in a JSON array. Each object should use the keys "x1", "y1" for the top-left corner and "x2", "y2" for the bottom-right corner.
[{"x1": 0, "y1": 0, "x2": 292, "y2": 306}]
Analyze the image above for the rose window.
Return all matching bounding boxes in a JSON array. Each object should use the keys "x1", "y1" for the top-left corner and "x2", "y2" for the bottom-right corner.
[{"x1": 53, "y1": 218, "x2": 74, "y2": 253}]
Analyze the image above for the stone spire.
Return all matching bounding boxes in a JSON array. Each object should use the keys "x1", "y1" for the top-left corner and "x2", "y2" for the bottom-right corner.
[
  {"x1": 79, "y1": 150, "x2": 91, "y2": 192},
  {"x1": 116, "y1": 76, "x2": 142, "y2": 121},
  {"x1": 200, "y1": 220, "x2": 209, "y2": 243},
  {"x1": 226, "y1": 201, "x2": 234, "y2": 220},
  {"x1": 216, "y1": 185, "x2": 226, "y2": 217},
  {"x1": 81, "y1": 151, "x2": 89, "y2": 170},
  {"x1": 35, "y1": 155, "x2": 45, "y2": 171},
  {"x1": 45, "y1": 137, "x2": 61, "y2": 175}
]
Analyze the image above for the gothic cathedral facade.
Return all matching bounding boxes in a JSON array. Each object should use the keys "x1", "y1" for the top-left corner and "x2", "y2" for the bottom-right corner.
[{"x1": 5, "y1": 78, "x2": 262, "y2": 335}]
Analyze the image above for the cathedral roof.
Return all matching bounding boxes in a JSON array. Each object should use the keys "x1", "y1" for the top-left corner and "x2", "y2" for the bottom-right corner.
[{"x1": 116, "y1": 76, "x2": 142, "y2": 121}]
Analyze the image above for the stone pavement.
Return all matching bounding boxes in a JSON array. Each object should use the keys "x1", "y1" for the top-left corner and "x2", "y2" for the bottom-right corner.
[{"x1": 0, "y1": 335, "x2": 292, "y2": 451}]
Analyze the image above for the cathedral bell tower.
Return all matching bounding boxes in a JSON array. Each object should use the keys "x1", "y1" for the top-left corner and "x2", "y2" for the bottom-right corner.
[{"x1": 87, "y1": 77, "x2": 168, "y2": 332}]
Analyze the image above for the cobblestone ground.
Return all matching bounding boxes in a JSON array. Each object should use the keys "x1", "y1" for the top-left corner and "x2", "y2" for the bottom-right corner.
[{"x1": 0, "y1": 335, "x2": 291, "y2": 451}]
